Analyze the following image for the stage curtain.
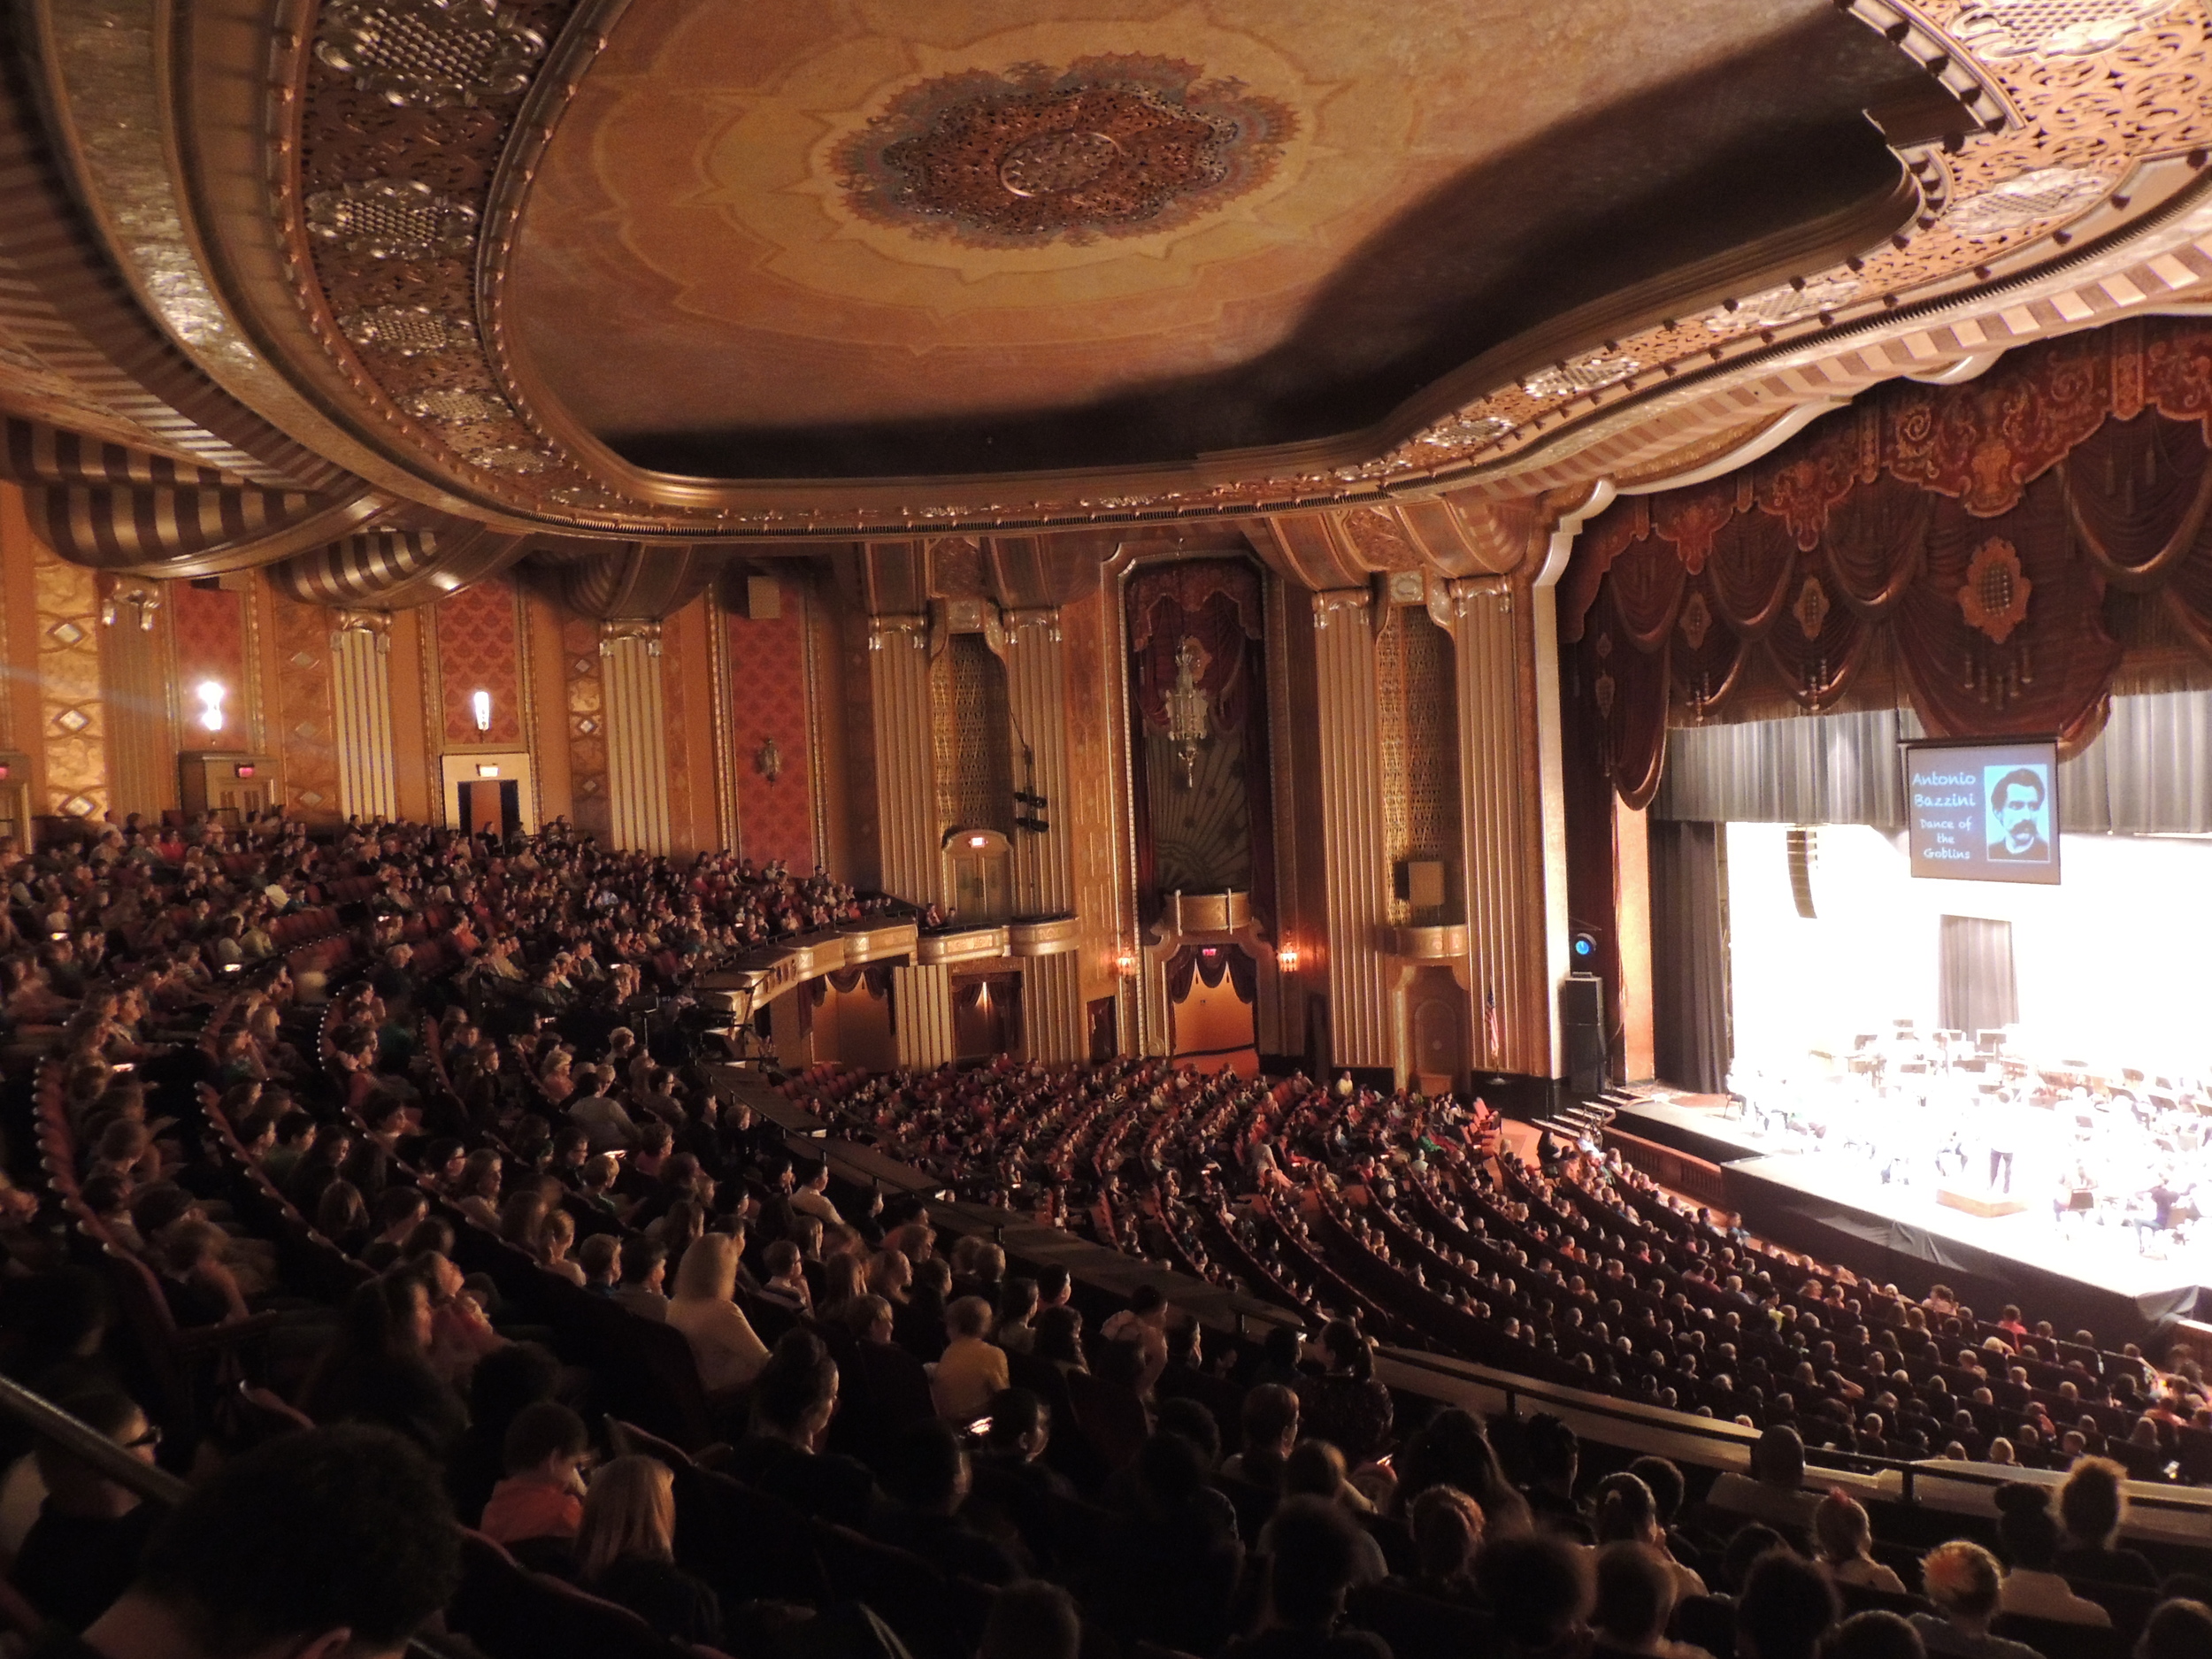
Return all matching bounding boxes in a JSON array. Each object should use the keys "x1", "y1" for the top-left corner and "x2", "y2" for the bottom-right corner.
[
  {"x1": 1653, "y1": 708, "x2": 1909, "y2": 827},
  {"x1": 1938, "y1": 915, "x2": 2018, "y2": 1040},
  {"x1": 2058, "y1": 687, "x2": 2212, "y2": 833},
  {"x1": 1563, "y1": 318, "x2": 2212, "y2": 807},
  {"x1": 1648, "y1": 820, "x2": 1730, "y2": 1093}
]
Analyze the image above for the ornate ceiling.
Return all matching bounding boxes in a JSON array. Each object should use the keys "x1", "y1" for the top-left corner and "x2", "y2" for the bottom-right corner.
[{"x1": 1, "y1": 0, "x2": 2211, "y2": 603}]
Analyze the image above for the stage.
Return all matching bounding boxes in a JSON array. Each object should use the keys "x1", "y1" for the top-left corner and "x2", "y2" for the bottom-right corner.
[{"x1": 1605, "y1": 1091, "x2": 2211, "y2": 1339}]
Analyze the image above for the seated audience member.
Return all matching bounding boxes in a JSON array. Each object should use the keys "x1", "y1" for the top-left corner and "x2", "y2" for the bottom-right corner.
[
  {"x1": 1822, "y1": 1611, "x2": 1926, "y2": 1659},
  {"x1": 965, "y1": 1387, "x2": 1077, "y2": 1571},
  {"x1": 979, "y1": 1580, "x2": 1081, "y2": 1659},
  {"x1": 72, "y1": 1425, "x2": 458, "y2": 1659},
  {"x1": 1393, "y1": 1406, "x2": 1532, "y2": 1539},
  {"x1": 612, "y1": 1238, "x2": 669, "y2": 1319},
  {"x1": 1100, "y1": 1284, "x2": 1172, "y2": 1397},
  {"x1": 537, "y1": 1210, "x2": 585, "y2": 1286},
  {"x1": 573, "y1": 1455, "x2": 721, "y2": 1645},
  {"x1": 1522, "y1": 1413, "x2": 1591, "y2": 1542},
  {"x1": 868, "y1": 1419, "x2": 1020, "y2": 1585},
  {"x1": 1594, "y1": 1472, "x2": 1706, "y2": 1598},
  {"x1": 1993, "y1": 1483, "x2": 2110, "y2": 1625},
  {"x1": 995, "y1": 1276, "x2": 1040, "y2": 1355},
  {"x1": 577, "y1": 1232, "x2": 621, "y2": 1294},
  {"x1": 1226, "y1": 1495, "x2": 1391, "y2": 1658},
  {"x1": 664, "y1": 1232, "x2": 769, "y2": 1392},
  {"x1": 1592, "y1": 1540, "x2": 1705, "y2": 1659},
  {"x1": 1405, "y1": 1482, "x2": 1486, "y2": 1605},
  {"x1": 479, "y1": 1401, "x2": 589, "y2": 1554},
  {"x1": 1295, "y1": 1319, "x2": 1394, "y2": 1466},
  {"x1": 719, "y1": 1329, "x2": 877, "y2": 1529},
  {"x1": 7, "y1": 1388, "x2": 164, "y2": 1630},
  {"x1": 1094, "y1": 1432, "x2": 1245, "y2": 1655},
  {"x1": 933, "y1": 1294, "x2": 1010, "y2": 1423},
  {"x1": 1709, "y1": 1425, "x2": 1821, "y2": 1531},
  {"x1": 1272, "y1": 1440, "x2": 1386, "y2": 1586},
  {"x1": 299, "y1": 1274, "x2": 465, "y2": 1460},
  {"x1": 2135, "y1": 1599, "x2": 2212, "y2": 1659},
  {"x1": 1736, "y1": 1549, "x2": 1841, "y2": 1659},
  {"x1": 1911, "y1": 1541, "x2": 2043, "y2": 1659},
  {"x1": 1477, "y1": 1532, "x2": 1594, "y2": 1659},
  {"x1": 2054, "y1": 1456, "x2": 2161, "y2": 1587},
  {"x1": 446, "y1": 1340, "x2": 561, "y2": 1527},
  {"x1": 758, "y1": 1240, "x2": 811, "y2": 1315},
  {"x1": 1813, "y1": 1488, "x2": 1906, "y2": 1594},
  {"x1": 1225, "y1": 1382, "x2": 1301, "y2": 1491}
]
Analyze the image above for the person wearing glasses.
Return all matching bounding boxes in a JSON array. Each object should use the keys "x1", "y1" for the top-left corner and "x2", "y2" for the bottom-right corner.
[{"x1": 7, "y1": 1387, "x2": 164, "y2": 1631}]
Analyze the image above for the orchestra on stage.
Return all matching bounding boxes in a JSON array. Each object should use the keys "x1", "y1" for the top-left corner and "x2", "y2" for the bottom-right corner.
[{"x1": 1722, "y1": 1020, "x2": 2209, "y2": 1256}]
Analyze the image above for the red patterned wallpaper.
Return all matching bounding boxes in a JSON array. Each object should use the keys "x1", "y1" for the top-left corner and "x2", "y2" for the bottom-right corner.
[
  {"x1": 727, "y1": 580, "x2": 814, "y2": 869},
  {"x1": 436, "y1": 579, "x2": 523, "y2": 746},
  {"x1": 170, "y1": 583, "x2": 246, "y2": 730}
]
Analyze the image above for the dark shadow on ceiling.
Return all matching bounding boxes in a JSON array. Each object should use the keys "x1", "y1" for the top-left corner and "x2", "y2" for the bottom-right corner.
[{"x1": 606, "y1": 12, "x2": 1950, "y2": 481}]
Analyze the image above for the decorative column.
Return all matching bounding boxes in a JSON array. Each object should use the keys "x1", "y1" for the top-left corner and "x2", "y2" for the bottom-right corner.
[
  {"x1": 331, "y1": 613, "x2": 398, "y2": 821},
  {"x1": 1449, "y1": 576, "x2": 1553, "y2": 1077},
  {"x1": 601, "y1": 622, "x2": 671, "y2": 854},
  {"x1": 869, "y1": 611, "x2": 954, "y2": 1068},
  {"x1": 1002, "y1": 606, "x2": 1083, "y2": 1060},
  {"x1": 97, "y1": 583, "x2": 174, "y2": 820},
  {"x1": 1311, "y1": 588, "x2": 1393, "y2": 1069}
]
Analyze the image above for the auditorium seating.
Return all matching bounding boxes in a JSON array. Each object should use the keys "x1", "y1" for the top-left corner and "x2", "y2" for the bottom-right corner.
[{"x1": 6, "y1": 811, "x2": 2211, "y2": 1659}]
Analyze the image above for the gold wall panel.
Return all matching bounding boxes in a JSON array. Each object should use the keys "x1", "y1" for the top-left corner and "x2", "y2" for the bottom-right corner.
[{"x1": 32, "y1": 544, "x2": 107, "y2": 820}]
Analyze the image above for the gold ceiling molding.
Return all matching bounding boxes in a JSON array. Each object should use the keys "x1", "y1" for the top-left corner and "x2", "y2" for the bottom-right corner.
[
  {"x1": 6, "y1": 0, "x2": 2212, "y2": 563},
  {"x1": 297, "y1": 0, "x2": 2212, "y2": 536}
]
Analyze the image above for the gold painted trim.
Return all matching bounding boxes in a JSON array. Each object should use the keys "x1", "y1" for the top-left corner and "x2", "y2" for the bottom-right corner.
[
  {"x1": 918, "y1": 925, "x2": 1012, "y2": 967},
  {"x1": 1384, "y1": 924, "x2": 1470, "y2": 961}
]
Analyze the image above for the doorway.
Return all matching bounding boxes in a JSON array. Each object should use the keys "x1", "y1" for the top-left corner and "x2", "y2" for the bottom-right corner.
[
  {"x1": 457, "y1": 779, "x2": 521, "y2": 840},
  {"x1": 953, "y1": 974, "x2": 1021, "y2": 1059}
]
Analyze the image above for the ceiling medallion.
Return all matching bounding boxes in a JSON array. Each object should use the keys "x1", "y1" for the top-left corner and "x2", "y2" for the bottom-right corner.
[
  {"x1": 1952, "y1": 0, "x2": 2181, "y2": 58},
  {"x1": 833, "y1": 57, "x2": 1295, "y2": 246},
  {"x1": 314, "y1": 0, "x2": 549, "y2": 108},
  {"x1": 1706, "y1": 274, "x2": 1863, "y2": 332},
  {"x1": 1947, "y1": 166, "x2": 2111, "y2": 239},
  {"x1": 1522, "y1": 353, "x2": 1642, "y2": 400},
  {"x1": 337, "y1": 305, "x2": 477, "y2": 356},
  {"x1": 305, "y1": 180, "x2": 479, "y2": 259}
]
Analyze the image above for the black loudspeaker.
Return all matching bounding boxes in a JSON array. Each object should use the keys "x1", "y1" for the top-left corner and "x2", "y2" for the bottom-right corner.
[{"x1": 1561, "y1": 973, "x2": 1609, "y2": 1098}]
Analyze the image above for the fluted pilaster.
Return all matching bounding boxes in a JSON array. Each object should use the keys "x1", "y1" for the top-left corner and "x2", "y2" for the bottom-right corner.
[
  {"x1": 893, "y1": 963, "x2": 955, "y2": 1069},
  {"x1": 332, "y1": 622, "x2": 397, "y2": 821},
  {"x1": 1312, "y1": 589, "x2": 1392, "y2": 1068},
  {"x1": 603, "y1": 628, "x2": 671, "y2": 854},
  {"x1": 868, "y1": 616, "x2": 939, "y2": 905},
  {"x1": 1451, "y1": 577, "x2": 1551, "y2": 1075}
]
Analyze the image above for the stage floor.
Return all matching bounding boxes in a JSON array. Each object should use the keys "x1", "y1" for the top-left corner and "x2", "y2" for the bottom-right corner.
[{"x1": 1609, "y1": 1094, "x2": 2210, "y2": 1326}]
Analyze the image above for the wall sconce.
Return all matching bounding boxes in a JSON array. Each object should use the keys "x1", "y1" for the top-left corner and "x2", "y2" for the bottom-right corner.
[
  {"x1": 1277, "y1": 941, "x2": 1300, "y2": 972},
  {"x1": 471, "y1": 689, "x2": 492, "y2": 733},
  {"x1": 195, "y1": 681, "x2": 226, "y2": 733},
  {"x1": 101, "y1": 585, "x2": 160, "y2": 631},
  {"x1": 1114, "y1": 949, "x2": 1138, "y2": 979},
  {"x1": 754, "y1": 734, "x2": 782, "y2": 784}
]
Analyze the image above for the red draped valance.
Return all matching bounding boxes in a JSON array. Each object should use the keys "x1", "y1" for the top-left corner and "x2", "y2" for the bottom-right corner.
[{"x1": 1563, "y1": 319, "x2": 2212, "y2": 808}]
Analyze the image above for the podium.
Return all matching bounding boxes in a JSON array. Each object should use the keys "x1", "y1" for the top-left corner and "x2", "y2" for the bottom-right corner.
[{"x1": 1937, "y1": 1186, "x2": 2029, "y2": 1218}]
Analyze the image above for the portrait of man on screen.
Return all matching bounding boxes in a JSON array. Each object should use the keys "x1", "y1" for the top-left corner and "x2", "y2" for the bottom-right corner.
[{"x1": 1984, "y1": 764, "x2": 2051, "y2": 863}]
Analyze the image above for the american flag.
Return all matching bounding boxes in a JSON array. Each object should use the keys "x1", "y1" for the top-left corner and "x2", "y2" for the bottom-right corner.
[{"x1": 1484, "y1": 988, "x2": 1503, "y2": 1062}]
